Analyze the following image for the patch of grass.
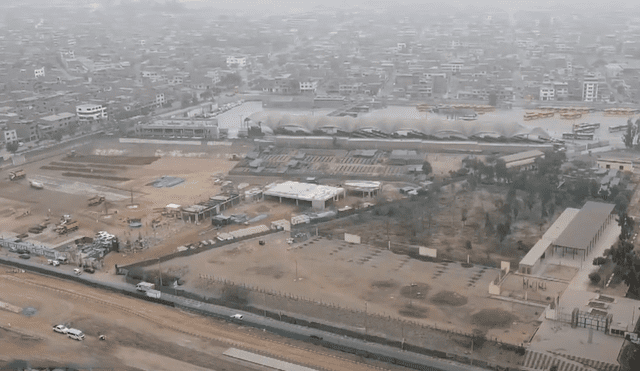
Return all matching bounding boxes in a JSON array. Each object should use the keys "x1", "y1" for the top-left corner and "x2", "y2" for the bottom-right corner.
[
  {"x1": 471, "y1": 309, "x2": 517, "y2": 328},
  {"x1": 430, "y1": 291, "x2": 468, "y2": 306}
]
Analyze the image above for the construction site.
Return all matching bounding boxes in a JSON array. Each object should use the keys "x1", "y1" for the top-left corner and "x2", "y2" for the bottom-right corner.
[{"x1": 1, "y1": 131, "x2": 637, "y2": 371}]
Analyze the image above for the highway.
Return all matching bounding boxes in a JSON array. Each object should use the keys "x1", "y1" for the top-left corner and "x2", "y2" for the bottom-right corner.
[{"x1": 0, "y1": 254, "x2": 491, "y2": 371}]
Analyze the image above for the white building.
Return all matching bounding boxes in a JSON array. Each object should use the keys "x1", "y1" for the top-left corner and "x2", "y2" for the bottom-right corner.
[
  {"x1": 3, "y1": 129, "x2": 18, "y2": 143},
  {"x1": 226, "y1": 56, "x2": 247, "y2": 68},
  {"x1": 76, "y1": 104, "x2": 107, "y2": 123},
  {"x1": 264, "y1": 181, "x2": 345, "y2": 210},
  {"x1": 539, "y1": 85, "x2": 555, "y2": 101},
  {"x1": 299, "y1": 81, "x2": 318, "y2": 93},
  {"x1": 582, "y1": 75, "x2": 599, "y2": 102},
  {"x1": 34, "y1": 67, "x2": 45, "y2": 78},
  {"x1": 441, "y1": 60, "x2": 464, "y2": 73}
]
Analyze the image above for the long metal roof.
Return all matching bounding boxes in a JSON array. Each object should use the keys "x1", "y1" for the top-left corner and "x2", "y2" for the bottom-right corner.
[{"x1": 553, "y1": 202, "x2": 615, "y2": 250}]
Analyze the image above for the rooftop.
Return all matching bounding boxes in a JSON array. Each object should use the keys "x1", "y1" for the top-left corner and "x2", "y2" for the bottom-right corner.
[
  {"x1": 553, "y1": 202, "x2": 615, "y2": 250},
  {"x1": 520, "y1": 208, "x2": 580, "y2": 267},
  {"x1": 499, "y1": 150, "x2": 545, "y2": 164},
  {"x1": 264, "y1": 181, "x2": 344, "y2": 202},
  {"x1": 40, "y1": 112, "x2": 76, "y2": 121}
]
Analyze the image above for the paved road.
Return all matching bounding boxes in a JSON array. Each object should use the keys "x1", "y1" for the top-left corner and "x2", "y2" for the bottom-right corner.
[{"x1": 0, "y1": 254, "x2": 490, "y2": 371}]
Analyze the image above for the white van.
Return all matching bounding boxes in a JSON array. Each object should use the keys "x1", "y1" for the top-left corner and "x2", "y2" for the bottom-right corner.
[{"x1": 67, "y1": 328, "x2": 85, "y2": 341}]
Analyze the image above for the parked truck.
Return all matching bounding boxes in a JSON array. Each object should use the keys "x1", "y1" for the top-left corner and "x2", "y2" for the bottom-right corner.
[
  {"x1": 146, "y1": 289, "x2": 161, "y2": 299},
  {"x1": 136, "y1": 282, "x2": 155, "y2": 292},
  {"x1": 88, "y1": 195, "x2": 105, "y2": 207},
  {"x1": 9, "y1": 169, "x2": 26, "y2": 181},
  {"x1": 55, "y1": 220, "x2": 79, "y2": 235}
]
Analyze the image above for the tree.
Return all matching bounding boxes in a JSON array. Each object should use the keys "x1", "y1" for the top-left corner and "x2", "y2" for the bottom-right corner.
[
  {"x1": 496, "y1": 222, "x2": 511, "y2": 243},
  {"x1": 461, "y1": 208, "x2": 468, "y2": 227},
  {"x1": 495, "y1": 159, "x2": 508, "y2": 182},
  {"x1": 6, "y1": 142, "x2": 19, "y2": 153},
  {"x1": 623, "y1": 118, "x2": 637, "y2": 149},
  {"x1": 422, "y1": 161, "x2": 433, "y2": 176},
  {"x1": 485, "y1": 212, "x2": 494, "y2": 235},
  {"x1": 593, "y1": 257, "x2": 607, "y2": 265},
  {"x1": 465, "y1": 240, "x2": 472, "y2": 250},
  {"x1": 53, "y1": 131, "x2": 63, "y2": 142},
  {"x1": 589, "y1": 272, "x2": 601, "y2": 285}
]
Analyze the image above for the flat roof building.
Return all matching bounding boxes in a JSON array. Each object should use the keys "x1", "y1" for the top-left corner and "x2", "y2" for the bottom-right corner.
[
  {"x1": 597, "y1": 158, "x2": 634, "y2": 172},
  {"x1": 499, "y1": 150, "x2": 545, "y2": 170},
  {"x1": 135, "y1": 118, "x2": 219, "y2": 139},
  {"x1": 264, "y1": 181, "x2": 345, "y2": 209},
  {"x1": 552, "y1": 201, "x2": 615, "y2": 261},
  {"x1": 519, "y1": 208, "x2": 580, "y2": 275}
]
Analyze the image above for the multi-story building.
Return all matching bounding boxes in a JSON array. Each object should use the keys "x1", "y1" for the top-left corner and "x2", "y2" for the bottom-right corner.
[
  {"x1": 3, "y1": 129, "x2": 18, "y2": 144},
  {"x1": 582, "y1": 74, "x2": 599, "y2": 102},
  {"x1": 8, "y1": 120, "x2": 39, "y2": 142},
  {"x1": 226, "y1": 56, "x2": 247, "y2": 68},
  {"x1": 38, "y1": 112, "x2": 78, "y2": 136},
  {"x1": 441, "y1": 60, "x2": 464, "y2": 73},
  {"x1": 206, "y1": 70, "x2": 221, "y2": 85},
  {"x1": 76, "y1": 104, "x2": 108, "y2": 123},
  {"x1": 134, "y1": 118, "x2": 219, "y2": 139},
  {"x1": 539, "y1": 85, "x2": 555, "y2": 101},
  {"x1": 299, "y1": 81, "x2": 318, "y2": 93}
]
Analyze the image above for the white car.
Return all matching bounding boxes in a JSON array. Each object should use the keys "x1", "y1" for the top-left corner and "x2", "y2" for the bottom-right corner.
[
  {"x1": 231, "y1": 314, "x2": 244, "y2": 320},
  {"x1": 73, "y1": 268, "x2": 82, "y2": 276},
  {"x1": 52, "y1": 260, "x2": 60, "y2": 267},
  {"x1": 53, "y1": 324, "x2": 69, "y2": 334}
]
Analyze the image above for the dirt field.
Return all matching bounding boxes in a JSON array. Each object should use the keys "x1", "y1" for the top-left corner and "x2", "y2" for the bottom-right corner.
[
  {"x1": 0, "y1": 266, "x2": 405, "y2": 371},
  {"x1": 161, "y1": 232, "x2": 541, "y2": 351}
]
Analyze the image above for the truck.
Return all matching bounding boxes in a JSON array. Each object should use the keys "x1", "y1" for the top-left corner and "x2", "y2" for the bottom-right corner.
[
  {"x1": 55, "y1": 220, "x2": 79, "y2": 235},
  {"x1": 88, "y1": 195, "x2": 105, "y2": 207},
  {"x1": 146, "y1": 289, "x2": 161, "y2": 299},
  {"x1": 9, "y1": 169, "x2": 26, "y2": 181},
  {"x1": 136, "y1": 282, "x2": 155, "y2": 292}
]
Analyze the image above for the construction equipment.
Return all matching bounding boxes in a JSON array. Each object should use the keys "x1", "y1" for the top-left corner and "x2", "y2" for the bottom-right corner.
[
  {"x1": 88, "y1": 195, "x2": 105, "y2": 207},
  {"x1": 55, "y1": 220, "x2": 79, "y2": 235},
  {"x1": 29, "y1": 180, "x2": 44, "y2": 189},
  {"x1": 9, "y1": 169, "x2": 26, "y2": 181},
  {"x1": 28, "y1": 224, "x2": 48, "y2": 234}
]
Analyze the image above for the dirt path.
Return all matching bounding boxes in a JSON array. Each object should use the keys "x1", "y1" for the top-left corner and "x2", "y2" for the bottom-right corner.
[{"x1": 0, "y1": 268, "x2": 405, "y2": 371}]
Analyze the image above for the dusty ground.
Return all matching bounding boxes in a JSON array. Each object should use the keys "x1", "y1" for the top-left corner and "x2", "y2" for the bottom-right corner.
[
  {"x1": 0, "y1": 266, "x2": 406, "y2": 371},
  {"x1": 162, "y1": 232, "x2": 540, "y2": 351}
]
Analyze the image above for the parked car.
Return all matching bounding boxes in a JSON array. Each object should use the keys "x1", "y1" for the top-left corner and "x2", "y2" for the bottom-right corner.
[
  {"x1": 19, "y1": 254, "x2": 30, "y2": 259},
  {"x1": 73, "y1": 268, "x2": 82, "y2": 275},
  {"x1": 52, "y1": 260, "x2": 60, "y2": 267},
  {"x1": 53, "y1": 324, "x2": 69, "y2": 334},
  {"x1": 83, "y1": 267, "x2": 95, "y2": 274},
  {"x1": 230, "y1": 314, "x2": 244, "y2": 320}
]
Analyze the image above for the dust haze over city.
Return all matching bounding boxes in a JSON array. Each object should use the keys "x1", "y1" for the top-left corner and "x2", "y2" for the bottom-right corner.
[{"x1": 3, "y1": 0, "x2": 640, "y2": 370}]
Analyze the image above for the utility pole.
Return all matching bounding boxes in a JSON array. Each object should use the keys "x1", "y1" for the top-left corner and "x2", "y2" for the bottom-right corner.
[
  {"x1": 364, "y1": 301, "x2": 368, "y2": 336},
  {"x1": 158, "y1": 258, "x2": 162, "y2": 287},
  {"x1": 295, "y1": 260, "x2": 298, "y2": 281}
]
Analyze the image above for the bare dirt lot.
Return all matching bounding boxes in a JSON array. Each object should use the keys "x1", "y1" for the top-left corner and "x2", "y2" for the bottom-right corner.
[
  {"x1": 0, "y1": 267, "x2": 404, "y2": 371},
  {"x1": 163, "y1": 232, "x2": 540, "y2": 357}
]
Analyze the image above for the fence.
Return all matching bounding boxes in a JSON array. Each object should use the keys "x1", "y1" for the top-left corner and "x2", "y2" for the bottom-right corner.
[
  {"x1": 0, "y1": 256, "x2": 523, "y2": 371},
  {"x1": 116, "y1": 229, "x2": 280, "y2": 274},
  {"x1": 193, "y1": 274, "x2": 525, "y2": 368}
]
